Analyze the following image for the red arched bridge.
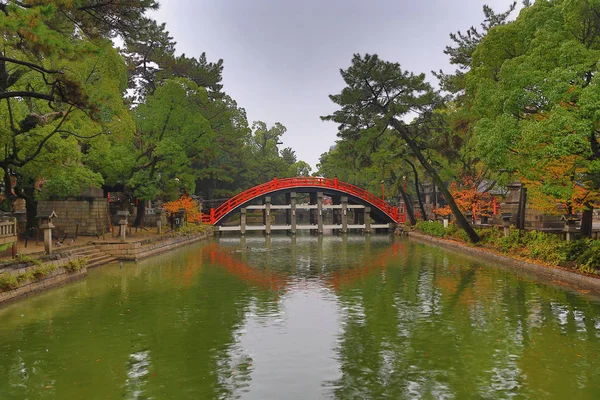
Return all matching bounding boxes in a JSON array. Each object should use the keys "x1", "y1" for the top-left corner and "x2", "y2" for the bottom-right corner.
[{"x1": 201, "y1": 177, "x2": 405, "y2": 233}]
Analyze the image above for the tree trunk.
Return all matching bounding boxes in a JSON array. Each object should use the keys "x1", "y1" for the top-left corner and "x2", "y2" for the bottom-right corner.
[
  {"x1": 405, "y1": 159, "x2": 427, "y2": 220},
  {"x1": 1, "y1": 167, "x2": 15, "y2": 212},
  {"x1": 133, "y1": 199, "x2": 145, "y2": 227},
  {"x1": 22, "y1": 186, "x2": 38, "y2": 230},
  {"x1": 13, "y1": 175, "x2": 37, "y2": 230},
  {"x1": 516, "y1": 186, "x2": 527, "y2": 231},
  {"x1": 391, "y1": 119, "x2": 480, "y2": 243},
  {"x1": 580, "y1": 204, "x2": 593, "y2": 237},
  {"x1": 398, "y1": 184, "x2": 416, "y2": 225}
]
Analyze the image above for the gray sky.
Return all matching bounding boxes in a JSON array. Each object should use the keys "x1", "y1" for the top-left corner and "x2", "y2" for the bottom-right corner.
[{"x1": 152, "y1": 0, "x2": 519, "y2": 170}]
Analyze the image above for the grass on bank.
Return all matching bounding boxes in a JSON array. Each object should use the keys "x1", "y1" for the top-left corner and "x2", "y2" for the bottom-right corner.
[{"x1": 414, "y1": 221, "x2": 600, "y2": 274}]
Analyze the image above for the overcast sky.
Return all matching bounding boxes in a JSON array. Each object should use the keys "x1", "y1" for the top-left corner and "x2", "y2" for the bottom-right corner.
[{"x1": 152, "y1": 0, "x2": 520, "y2": 170}]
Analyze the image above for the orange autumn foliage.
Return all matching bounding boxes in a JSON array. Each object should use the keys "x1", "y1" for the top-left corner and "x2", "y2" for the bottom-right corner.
[
  {"x1": 519, "y1": 155, "x2": 598, "y2": 214},
  {"x1": 434, "y1": 174, "x2": 495, "y2": 218},
  {"x1": 162, "y1": 195, "x2": 203, "y2": 223}
]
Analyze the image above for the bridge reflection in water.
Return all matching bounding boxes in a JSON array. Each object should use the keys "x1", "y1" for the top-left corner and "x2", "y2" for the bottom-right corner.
[{"x1": 211, "y1": 234, "x2": 404, "y2": 292}]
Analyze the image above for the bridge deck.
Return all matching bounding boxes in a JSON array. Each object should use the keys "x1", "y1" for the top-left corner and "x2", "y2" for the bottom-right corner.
[
  {"x1": 245, "y1": 204, "x2": 366, "y2": 210},
  {"x1": 216, "y1": 223, "x2": 393, "y2": 232}
]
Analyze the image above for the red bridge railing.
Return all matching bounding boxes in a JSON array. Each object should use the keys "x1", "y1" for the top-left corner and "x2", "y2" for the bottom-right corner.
[{"x1": 202, "y1": 177, "x2": 405, "y2": 225}]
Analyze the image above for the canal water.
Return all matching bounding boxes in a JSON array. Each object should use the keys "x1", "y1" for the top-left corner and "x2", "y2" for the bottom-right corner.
[{"x1": 1, "y1": 235, "x2": 600, "y2": 399}]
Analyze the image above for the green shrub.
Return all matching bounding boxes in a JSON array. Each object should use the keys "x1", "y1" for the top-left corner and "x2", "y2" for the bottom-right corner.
[
  {"x1": 15, "y1": 254, "x2": 42, "y2": 266},
  {"x1": 63, "y1": 258, "x2": 88, "y2": 272},
  {"x1": 496, "y1": 230, "x2": 522, "y2": 253},
  {"x1": 570, "y1": 239, "x2": 600, "y2": 273},
  {"x1": 179, "y1": 223, "x2": 210, "y2": 235},
  {"x1": 32, "y1": 265, "x2": 56, "y2": 279},
  {"x1": 415, "y1": 221, "x2": 446, "y2": 237},
  {"x1": 445, "y1": 223, "x2": 459, "y2": 237},
  {"x1": 16, "y1": 271, "x2": 33, "y2": 283},
  {"x1": 0, "y1": 273, "x2": 18, "y2": 291},
  {"x1": 476, "y1": 227, "x2": 503, "y2": 245}
]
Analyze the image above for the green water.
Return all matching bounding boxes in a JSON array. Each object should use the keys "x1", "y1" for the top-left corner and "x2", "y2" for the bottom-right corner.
[{"x1": 1, "y1": 235, "x2": 600, "y2": 399}]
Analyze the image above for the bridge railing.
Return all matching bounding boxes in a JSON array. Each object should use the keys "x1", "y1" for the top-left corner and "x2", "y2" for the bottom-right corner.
[{"x1": 203, "y1": 177, "x2": 404, "y2": 225}]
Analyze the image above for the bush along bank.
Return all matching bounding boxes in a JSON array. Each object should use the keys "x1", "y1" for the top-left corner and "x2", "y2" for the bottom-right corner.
[
  {"x1": 413, "y1": 221, "x2": 600, "y2": 275},
  {"x1": 0, "y1": 255, "x2": 89, "y2": 304}
]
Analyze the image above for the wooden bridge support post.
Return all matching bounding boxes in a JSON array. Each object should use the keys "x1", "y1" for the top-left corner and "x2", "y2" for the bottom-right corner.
[
  {"x1": 309, "y1": 192, "x2": 317, "y2": 227},
  {"x1": 264, "y1": 196, "x2": 271, "y2": 235},
  {"x1": 341, "y1": 196, "x2": 348, "y2": 234},
  {"x1": 285, "y1": 193, "x2": 291, "y2": 225},
  {"x1": 364, "y1": 207, "x2": 371, "y2": 233},
  {"x1": 317, "y1": 192, "x2": 324, "y2": 234},
  {"x1": 290, "y1": 192, "x2": 297, "y2": 235},
  {"x1": 240, "y1": 208, "x2": 247, "y2": 235}
]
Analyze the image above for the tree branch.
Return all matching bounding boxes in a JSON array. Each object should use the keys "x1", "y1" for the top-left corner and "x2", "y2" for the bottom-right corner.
[
  {"x1": 0, "y1": 56, "x2": 63, "y2": 75},
  {"x1": 14, "y1": 107, "x2": 73, "y2": 167},
  {"x1": 0, "y1": 91, "x2": 54, "y2": 101}
]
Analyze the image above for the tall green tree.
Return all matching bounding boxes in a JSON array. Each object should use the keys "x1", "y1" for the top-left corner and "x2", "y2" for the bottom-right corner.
[
  {"x1": 467, "y1": 0, "x2": 600, "y2": 233},
  {"x1": 0, "y1": 0, "x2": 156, "y2": 225},
  {"x1": 247, "y1": 121, "x2": 288, "y2": 183},
  {"x1": 323, "y1": 54, "x2": 480, "y2": 243},
  {"x1": 129, "y1": 77, "x2": 214, "y2": 225},
  {"x1": 433, "y1": 2, "x2": 518, "y2": 96}
]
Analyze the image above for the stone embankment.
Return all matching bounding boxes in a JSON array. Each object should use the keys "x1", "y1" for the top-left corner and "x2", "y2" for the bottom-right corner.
[
  {"x1": 0, "y1": 231, "x2": 211, "y2": 305},
  {"x1": 93, "y1": 231, "x2": 209, "y2": 261},
  {"x1": 408, "y1": 231, "x2": 600, "y2": 295},
  {"x1": 0, "y1": 253, "x2": 88, "y2": 304}
]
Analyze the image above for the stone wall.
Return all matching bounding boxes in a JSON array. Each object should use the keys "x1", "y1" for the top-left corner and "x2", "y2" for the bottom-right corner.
[{"x1": 38, "y1": 198, "x2": 110, "y2": 237}]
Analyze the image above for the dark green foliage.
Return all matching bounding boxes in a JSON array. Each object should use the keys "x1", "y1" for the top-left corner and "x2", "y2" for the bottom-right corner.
[
  {"x1": 566, "y1": 239, "x2": 600, "y2": 273},
  {"x1": 415, "y1": 221, "x2": 446, "y2": 238},
  {"x1": 420, "y1": 223, "x2": 600, "y2": 274}
]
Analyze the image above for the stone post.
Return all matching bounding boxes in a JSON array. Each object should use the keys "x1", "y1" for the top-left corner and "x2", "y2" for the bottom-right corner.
[
  {"x1": 317, "y1": 191, "x2": 324, "y2": 234},
  {"x1": 264, "y1": 196, "x2": 271, "y2": 235},
  {"x1": 501, "y1": 212, "x2": 512, "y2": 238},
  {"x1": 364, "y1": 207, "x2": 371, "y2": 233},
  {"x1": 240, "y1": 208, "x2": 247, "y2": 235},
  {"x1": 341, "y1": 196, "x2": 348, "y2": 234},
  {"x1": 41, "y1": 222, "x2": 54, "y2": 255}
]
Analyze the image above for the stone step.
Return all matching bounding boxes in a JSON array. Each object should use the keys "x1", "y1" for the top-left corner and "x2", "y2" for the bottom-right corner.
[
  {"x1": 70, "y1": 248, "x2": 101, "y2": 257},
  {"x1": 87, "y1": 255, "x2": 117, "y2": 269}
]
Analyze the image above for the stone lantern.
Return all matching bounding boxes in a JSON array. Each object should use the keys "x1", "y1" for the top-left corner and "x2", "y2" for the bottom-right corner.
[
  {"x1": 501, "y1": 212, "x2": 512, "y2": 238},
  {"x1": 38, "y1": 211, "x2": 58, "y2": 254},
  {"x1": 117, "y1": 210, "x2": 130, "y2": 241},
  {"x1": 174, "y1": 208, "x2": 186, "y2": 230},
  {"x1": 562, "y1": 214, "x2": 580, "y2": 242},
  {"x1": 155, "y1": 208, "x2": 164, "y2": 234}
]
